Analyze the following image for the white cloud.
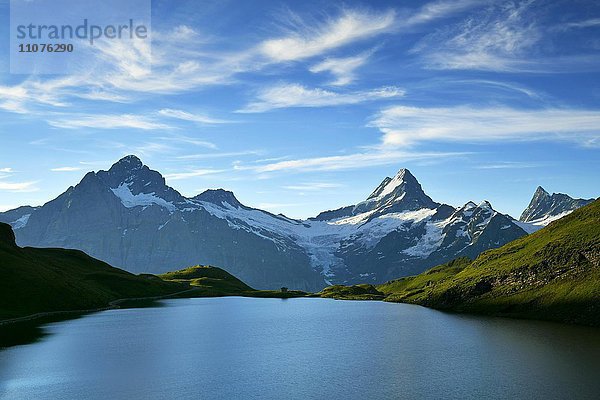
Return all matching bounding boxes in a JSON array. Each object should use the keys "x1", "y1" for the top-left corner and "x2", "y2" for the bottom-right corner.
[
  {"x1": 370, "y1": 105, "x2": 600, "y2": 147},
  {"x1": 283, "y1": 182, "x2": 344, "y2": 191},
  {"x1": 176, "y1": 151, "x2": 262, "y2": 160},
  {"x1": 131, "y1": 142, "x2": 176, "y2": 157},
  {"x1": 164, "y1": 169, "x2": 224, "y2": 180},
  {"x1": 158, "y1": 108, "x2": 230, "y2": 124},
  {"x1": 310, "y1": 51, "x2": 373, "y2": 86},
  {"x1": 238, "y1": 84, "x2": 404, "y2": 113},
  {"x1": 158, "y1": 25, "x2": 200, "y2": 41},
  {"x1": 50, "y1": 167, "x2": 83, "y2": 172},
  {"x1": 0, "y1": 79, "x2": 74, "y2": 113},
  {"x1": 414, "y1": 1, "x2": 542, "y2": 72},
  {"x1": 157, "y1": 134, "x2": 218, "y2": 149},
  {"x1": 403, "y1": 0, "x2": 487, "y2": 27},
  {"x1": 258, "y1": 9, "x2": 396, "y2": 62},
  {"x1": 0, "y1": 181, "x2": 38, "y2": 192},
  {"x1": 48, "y1": 114, "x2": 173, "y2": 130},
  {"x1": 236, "y1": 150, "x2": 463, "y2": 173},
  {"x1": 557, "y1": 18, "x2": 600, "y2": 31},
  {"x1": 475, "y1": 162, "x2": 541, "y2": 169},
  {"x1": 0, "y1": 168, "x2": 14, "y2": 173}
]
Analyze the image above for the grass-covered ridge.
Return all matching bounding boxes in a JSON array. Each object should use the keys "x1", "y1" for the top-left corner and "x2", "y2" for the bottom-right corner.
[
  {"x1": 318, "y1": 284, "x2": 385, "y2": 300},
  {"x1": 320, "y1": 199, "x2": 600, "y2": 326},
  {"x1": 160, "y1": 265, "x2": 308, "y2": 298}
]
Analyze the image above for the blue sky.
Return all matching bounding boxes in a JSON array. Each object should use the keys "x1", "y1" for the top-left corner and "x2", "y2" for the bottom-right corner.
[{"x1": 0, "y1": 0, "x2": 599, "y2": 219}]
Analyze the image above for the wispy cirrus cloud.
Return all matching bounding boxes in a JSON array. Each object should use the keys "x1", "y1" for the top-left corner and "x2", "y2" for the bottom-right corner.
[
  {"x1": 402, "y1": 0, "x2": 487, "y2": 26},
  {"x1": 164, "y1": 169, "x2": 225, "y2": 180},
  {"x1": 370, "y1": 105, "x2": 600, "y2": 147},
  {"x1": 235, "y1": 150, "x2": 464, "y2": 173},
  {"x1": 258, "y1": 9, "x2": 396, "y2": 62},
  {"x1": 175, "y1": 150, "x2": 263, "y2": 160},
  {"x1": 158, "y1": 108, "x2": 230, "y2": 124},
  {"x1": 283, "y1": 182, "x2": 344, "y2": 191},
  {"x1": 238, "y1": 84, "x2": 404, "y2": 113},
  {"x1": 50, "y1": 167, "x2": 83, "y2": 172},
  {"x1": 414, "y1": 0, "x2": 541, "y2": 72},
  {"x1": 475, "y1": 162, "x2": 542, "y2": 169},
  {"x1": 556, "y1": 18, "x2": 600, "y2": 31},
  {"x1": 0, "y1": 181, "x2": 39, "y2": 192},
  {"x1": 310, "y1": 51, "x2": 374, "y2": 86},
  {"x1": 0, "y1": 168, "x2": 14, "y2": 173},
  {"x1": 157, "y1": 134, "x2": 218, "y2": 149},
  {"x1": 47, "y1": 114, "x2": 173, "y2": 130}
]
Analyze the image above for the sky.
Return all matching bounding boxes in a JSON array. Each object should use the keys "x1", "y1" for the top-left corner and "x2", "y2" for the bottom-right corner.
[{"x1": 0, "y1": 0, "x2": 599, "y2": 219}]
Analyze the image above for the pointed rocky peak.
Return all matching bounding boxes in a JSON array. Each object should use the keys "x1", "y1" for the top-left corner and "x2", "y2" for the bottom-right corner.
[
  {"x1": 478, "y1": 200, "x2": 493, "y2": 210},
  {"x1": 110, "y1": 155, "x2": 143, "y2": 172},
  {"x1": 106, "y1": 155, "x2": 152, "y2": 183},
  {"x1": 99, "y1": 155, "x2": 170, "y2": 194},
  {"x1": 367, "y1": 169, "x2": 420, "y2": 201},
  {"x1": 355, "y1": 168, "x2": 438, "y2": 215},
  {"x1": 72, "y1": 155, "x2": 186, "y2": 211},
  {"x1": 464, "y1": 201, "x2": 477, "y2": 209},
  {"x1": 194, "y1": 189, "x2": 243, "y2": 209},
  {"x1": 520, "y1": 186, "x2": 594, "y2": 223}
]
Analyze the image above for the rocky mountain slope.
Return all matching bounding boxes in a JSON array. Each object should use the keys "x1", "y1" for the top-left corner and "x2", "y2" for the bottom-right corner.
[
  {"x1": 517, "y1": 186, "x2": 594, "y2": 232},
  {"x1": 0, "y1": 155, "x2": 548, "y2": 291}
]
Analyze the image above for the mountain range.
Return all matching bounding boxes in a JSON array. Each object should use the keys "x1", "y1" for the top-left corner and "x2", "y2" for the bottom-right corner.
[
  {"x1": 319, "y1": 198, "x2": 600, "y2": 326},
  {"x1": 0, "y1": 155, "x2": 594, "y2": 291}
]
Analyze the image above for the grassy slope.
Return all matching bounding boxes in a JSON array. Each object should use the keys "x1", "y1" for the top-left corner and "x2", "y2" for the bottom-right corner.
[
  {"x1": 318, "y1": 284, "x2": 385, "y2": 300},
  {"x1": 160, "y1": 265, "x2": 308, "y2": 298},
  {"x1": 322, "y1": 199, "x2": 600, "y2": 326},
  {"x1": 0, "y1": 223, "x2": 183, "y2": 320}
]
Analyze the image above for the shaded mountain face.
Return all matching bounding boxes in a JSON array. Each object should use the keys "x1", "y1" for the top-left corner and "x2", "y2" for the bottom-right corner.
[
  {"x1": 517, "y1": 186, "x2": 594, "y2": 232},
  {"x1": 0, "y1": 223, "x2": 180, "y2": 321},
  {"x1": 1, "y1": 156, "x2": 529, "y2": 290}
]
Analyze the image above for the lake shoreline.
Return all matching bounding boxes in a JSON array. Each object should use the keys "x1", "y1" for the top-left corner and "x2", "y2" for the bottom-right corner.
[{"x1": 0, "y1": 287, "x2": 308, "y2": 327}]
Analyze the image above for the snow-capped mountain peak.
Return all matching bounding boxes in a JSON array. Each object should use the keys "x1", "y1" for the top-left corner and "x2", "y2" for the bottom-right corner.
[
  {"x1": 520, "y1": 186, "x2": 594, "y2": 224},
  {"x1": 91, "y1": 155, "x2": 187, "y2": 211},
  {"x1": 478, "y1": 200, "x2": 493, "y2": 210},
  {"x1": 354, "y1": 168, "x2": 438, "y2": 215},
  {"x1": 464, "y1": 201, "x2": 477, "y2": 210},
  {"x1": 367, "y1": 168, "x2": 417, "y2": 200}
]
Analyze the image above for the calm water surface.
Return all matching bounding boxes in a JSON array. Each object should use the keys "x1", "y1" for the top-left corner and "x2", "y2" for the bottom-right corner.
[{"x1": 1, "y1": 297, "x2": 599, "y2": 399}]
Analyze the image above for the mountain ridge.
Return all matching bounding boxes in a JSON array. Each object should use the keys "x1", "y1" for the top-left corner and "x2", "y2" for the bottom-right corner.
[{"x1": 0, "y1": 155, "x2": 591, "y2": 291}]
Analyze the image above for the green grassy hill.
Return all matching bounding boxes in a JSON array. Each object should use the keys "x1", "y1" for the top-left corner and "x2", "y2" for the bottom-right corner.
[
  {"x1": 321, "y1": 199, "x2": 600, "y2": 326},
  {"x1": 319, "y1": 284, "x2": 385, "y2": 300},
  {"x1": 160, "y1": 265, "x2": 308, "y2": 298},
  {"x1": 0, "y1": 222, "x2": 183, "y2": 320}
]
